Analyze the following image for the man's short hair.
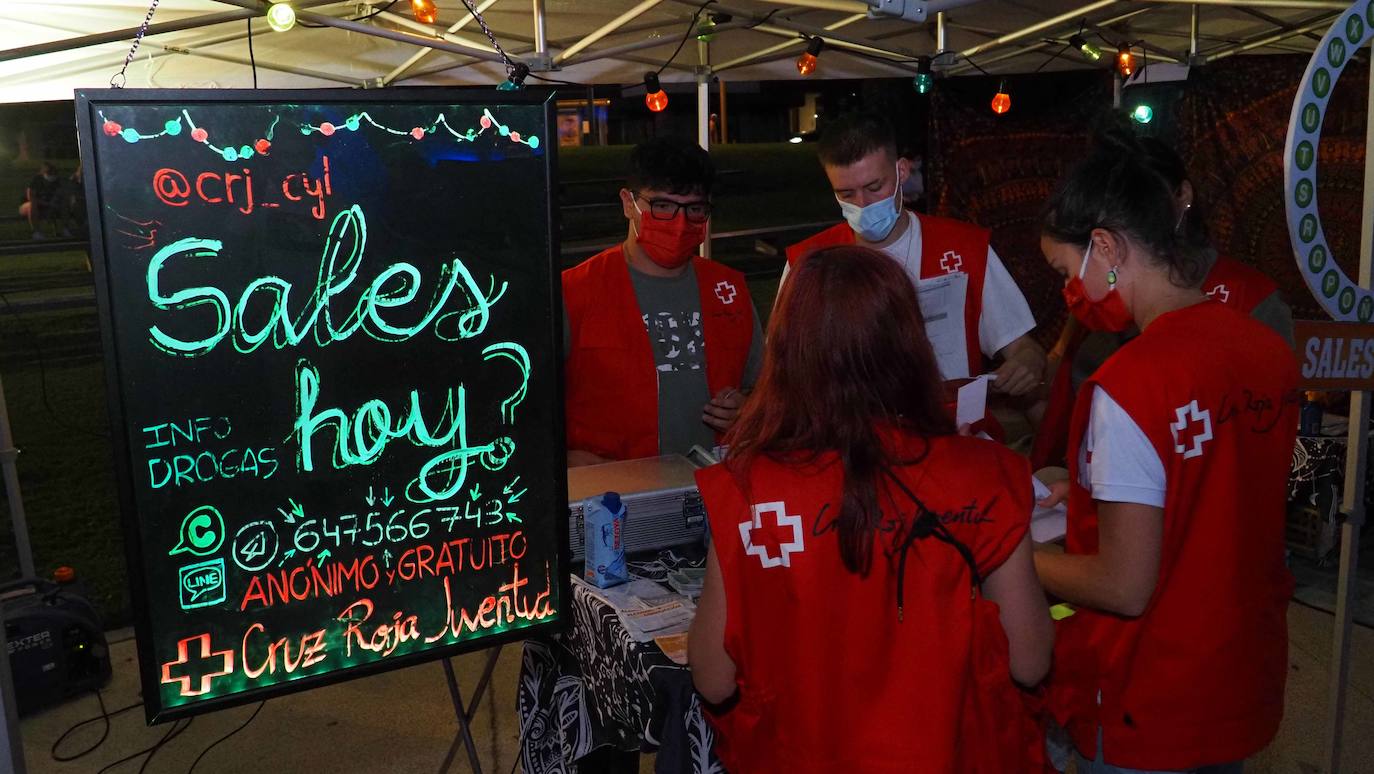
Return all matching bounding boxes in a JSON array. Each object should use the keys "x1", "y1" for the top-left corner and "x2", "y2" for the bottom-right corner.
[
  {"x1": 817, "y1": 113, "x2": 897, "y2": 167},
  {"x1": 627, "y1": 137, "x2": 713, "y2": 196}
]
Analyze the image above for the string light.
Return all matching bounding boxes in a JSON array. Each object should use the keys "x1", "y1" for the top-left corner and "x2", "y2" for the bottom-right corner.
[
  {"x1": 1131, "y1": 104, "x2": 1153, "y2": 124},
  {"x1": 697, "y1": 12, "x2": 731, "y2": 42},
  {"x1": 644, "y1": 72, "x2": 669, "y2": 112},
  {"x1": 913, "y1": 56, "x2": 934, "y2": 94},
  {"x1": 497, "y1": 62, "x2": 530, "y2": 91},
  {"x1": 410, "y1": 0, "x2": 438, "y2": 24},
  {"x1": 990, "y1": 80, "x2": 1011, "y2": 115},
  {"x1": 1069, "y1": 33, "x2": 1101, "y2": 61},
  {"x1": 265, "y1": 2, "x2": 296, "y2": 32},
  {"x1": 1117, "y1": 43, "x2": 1136, "y2": 77},
  {"x1": 796, "y1": 37, "x2": 823, "y2": 76}
]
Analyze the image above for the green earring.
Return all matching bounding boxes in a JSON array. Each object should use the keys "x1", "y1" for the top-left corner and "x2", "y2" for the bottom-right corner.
[{"x1": 1107, "y1": 267, "x2": 1119, "y2": 286}]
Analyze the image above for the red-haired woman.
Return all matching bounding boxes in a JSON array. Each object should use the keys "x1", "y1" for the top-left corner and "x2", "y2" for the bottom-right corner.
[{"x1": 687, "y1": 245, "x2": 1053, "y2": 773}]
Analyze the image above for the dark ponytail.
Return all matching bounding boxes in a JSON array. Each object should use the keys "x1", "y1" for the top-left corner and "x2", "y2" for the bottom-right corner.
[{"x1": 1042, "y1": 117, "x2": 1207, "y2": 287}]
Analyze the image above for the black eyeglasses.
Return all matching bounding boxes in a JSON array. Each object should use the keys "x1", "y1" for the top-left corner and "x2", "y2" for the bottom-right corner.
[{"x1": 634, "y1": 193, "x2": 712, "y2": 224}]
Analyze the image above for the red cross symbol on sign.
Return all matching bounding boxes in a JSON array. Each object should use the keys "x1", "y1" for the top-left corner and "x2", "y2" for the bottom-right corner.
[
  {"x1": 1207, "y1": 284, "x2": 1230, "y2": 303},
  {"x1": 714, "y1": 280, "x2": 737, "y2": 305},
  {"x1": 940, "y1": 251, "x2": 963, "y2": 273},
  {"x1": 161, "y1": 633, "x2": 235, "y2": 697}
]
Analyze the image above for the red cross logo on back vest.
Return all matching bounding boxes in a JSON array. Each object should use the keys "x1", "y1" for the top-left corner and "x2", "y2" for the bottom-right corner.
[
  {"x1": 1207, "y1": 284, "x2": 1231, "y2": 303},
  {"x1": 940, "y1": 251, "x2": 963, "y2": 273},
  {"x1": 738, "y1": 501, "x2": 805, "y2": 568},
  {"x1": 714, "y1": 280, "x2": 737, "y2": 305},
  {"x1": 1170, "y1": 400, "x2": 1214, "y2": 460}
]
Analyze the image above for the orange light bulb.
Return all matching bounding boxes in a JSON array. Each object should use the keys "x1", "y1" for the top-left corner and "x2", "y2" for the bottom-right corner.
[
  {"x1": 991, "y1": 90, "x2": 1011, "y2": 115},
  {"x1": 411, "y1": 0, "x2": 437, "y2": 24},
  {"x1": 1117, "y1": 45, "x2": 1136, "y2": 77},
  {"x1": 646, "y1": 90, "x2": 669, "y2": 112}
]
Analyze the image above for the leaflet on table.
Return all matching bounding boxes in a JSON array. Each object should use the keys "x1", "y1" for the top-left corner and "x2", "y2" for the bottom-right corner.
[
  {"x1": 1031, "y1": 476, "x2": 1067, "y2": 543},
  {"x1": 572, "y1": 575, "x2": 676, "y2": 610},
  {"x1": 654, "y1": 632, "x2": 690, "y2": 665},
  {"x1": 917, "y1": 272, "x2": 970, "y2": 380},
  {"x1": 621, "y1": 601, "x2": 695, "y2": 643}
]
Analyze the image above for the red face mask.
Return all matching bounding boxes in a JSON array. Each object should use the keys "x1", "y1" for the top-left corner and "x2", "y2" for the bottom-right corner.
[
  {"x1": 633, "y1": 200, "x2": 705, "y2": 269},
  {"x1": 1061, "y1": 242, "x2": 1133, "y2": 332}
]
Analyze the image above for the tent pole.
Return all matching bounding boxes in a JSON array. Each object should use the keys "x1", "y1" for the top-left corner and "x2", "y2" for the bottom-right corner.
[{"x1": 1326, "y1": 45, "x2": 1374, "y2": 774}]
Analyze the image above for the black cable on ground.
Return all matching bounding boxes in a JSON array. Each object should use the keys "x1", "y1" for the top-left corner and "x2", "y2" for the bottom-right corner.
[
  {"x1": 51, "y1": 691, "x2": 144, "y2": 763},
  {"x1": 187, "y1": 701, "x2": 267, "y2": 773}
]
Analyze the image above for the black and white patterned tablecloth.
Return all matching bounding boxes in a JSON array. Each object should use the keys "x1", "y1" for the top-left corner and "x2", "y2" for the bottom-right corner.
[{"x1": 517, "y1": 551, "x2": 724, "y2": 774}]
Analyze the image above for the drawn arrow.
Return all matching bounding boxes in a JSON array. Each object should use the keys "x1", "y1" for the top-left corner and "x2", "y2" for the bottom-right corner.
[
  {"x1": 381, "y1": 487, "x2": 394, "y2": 507},
  {"x1": 365, "y1": 486, "x2": 375, "y2": 507},
  {"x1": 503, "y1": 476, "x2": 522, "y2": 495},
  {"x1": 317, "y1": 549, "x2": 331, "y2": 565},
  {"x1": 469, "y1": 483, "x2": 481, "y2": 501},
  {"x1": 384, "y1": 549, "x2": 393, "y2": 568},
  {"x1": 289, "y1": 499, "x2": 304, "y2": 523},
  {"x1": 278, "y1": 548, "x2": 297, "y2": 567},
  {"x1": 507, "y1": 487, "x2": 527, "y2": 504}
]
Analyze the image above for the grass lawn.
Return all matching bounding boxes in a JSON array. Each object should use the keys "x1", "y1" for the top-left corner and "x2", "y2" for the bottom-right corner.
[{"x1": 0, "y1": 144, "x2": 825, "y2": 627}]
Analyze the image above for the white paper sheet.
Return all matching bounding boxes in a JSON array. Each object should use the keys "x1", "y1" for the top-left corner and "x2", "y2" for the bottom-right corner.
[
  {"x1": 916, "y1": 272, "x2": 971, "y2": 380},
  {"x1": 956, "y1": 375, "x2": 992, "y2": 428},
  {"x1": 1030, "y1": 476, "x2": 1068, "y2": 543}
]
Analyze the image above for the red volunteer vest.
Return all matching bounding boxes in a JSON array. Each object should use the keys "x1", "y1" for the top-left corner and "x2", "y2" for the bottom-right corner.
[
  {"x1": 786, "y1": 215, "x2": 990, "y2": 378},
  {"x1": 1050, "y1": 301, "x2": 1298, "y2": 769},
  {"x1": 697, "y1": 432, "x2": 1035, "y2": 773},
  {"x1": 1030, "y1": 255, "x2": 1282, "y2": 469},
  {"x1": 1201, "y1": 255, "x2": 1279, "y2": 313},
  {"x1": 563, "y1": 246, "x2": 754, "y2": 461}
]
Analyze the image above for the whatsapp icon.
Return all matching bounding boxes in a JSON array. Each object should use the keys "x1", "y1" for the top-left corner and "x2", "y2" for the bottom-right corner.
[{"x1": 169, "y1": 505, "x2": 225, "y2": 557}]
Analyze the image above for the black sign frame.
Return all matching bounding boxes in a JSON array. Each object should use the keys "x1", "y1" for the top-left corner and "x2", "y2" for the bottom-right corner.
[{"x1": 75, "y1": 88, "x2": 569, "y2": 723}]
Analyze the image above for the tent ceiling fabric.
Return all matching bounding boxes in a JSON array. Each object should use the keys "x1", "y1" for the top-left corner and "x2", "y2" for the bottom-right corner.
[{"x1": 0, "y1": 0, "x2": 1346, "y2": 102}]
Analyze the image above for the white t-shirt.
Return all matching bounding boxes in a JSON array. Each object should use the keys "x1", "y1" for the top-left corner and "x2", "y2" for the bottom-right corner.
[
  {"x1": 1078, "y1": 385, "x2": 1167, "y2": 507},
  {"x1": 779, "y1": 214, "x2": 1037, "y2": 358}
]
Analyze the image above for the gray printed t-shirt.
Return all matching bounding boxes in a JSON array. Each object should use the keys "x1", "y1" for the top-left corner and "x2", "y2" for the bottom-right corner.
[{"x1": 564, "y1": 263, "x2": 764, "y2": 456}]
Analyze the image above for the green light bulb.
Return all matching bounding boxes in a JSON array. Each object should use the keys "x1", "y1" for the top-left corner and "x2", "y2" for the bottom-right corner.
[
  {"x1": 1132, "y1": 104, "x2": 1154, "y2": 124},
  {"x1": 914, "y1": 72, "x2": 934, "y2": 95}
]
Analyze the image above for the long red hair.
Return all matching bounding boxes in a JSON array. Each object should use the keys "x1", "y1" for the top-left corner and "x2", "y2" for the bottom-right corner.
[{"x1": 726, "y1": 245, "x2": 954, "y2": 576}]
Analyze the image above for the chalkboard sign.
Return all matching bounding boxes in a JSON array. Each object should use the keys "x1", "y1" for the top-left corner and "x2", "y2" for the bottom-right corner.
[{"x1": 75, "y1": 89, "x2": 567, "y2": 722}]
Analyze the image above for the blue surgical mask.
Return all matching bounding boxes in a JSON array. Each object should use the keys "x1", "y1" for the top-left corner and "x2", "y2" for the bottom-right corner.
[{"x1": 836, "y1": 161, "x2": 903, "y2": 242}]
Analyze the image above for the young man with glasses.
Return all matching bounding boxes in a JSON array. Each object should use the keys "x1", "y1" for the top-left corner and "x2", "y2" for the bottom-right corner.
[
  {"x1": 563, "y1": 137, "x2": 763, "y2": 467},
  {"x1": 786, "y1": 114, "x2": 1045, "y2": 399}
]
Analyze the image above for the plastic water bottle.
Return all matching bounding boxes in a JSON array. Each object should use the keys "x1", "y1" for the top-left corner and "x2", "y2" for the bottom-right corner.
[
  {"x1": 584, "y1": 491, "x2": 628, "y2": 588},
  {"x1": 1300, "y1": 391, "x2": 1323, "y2": 437}
]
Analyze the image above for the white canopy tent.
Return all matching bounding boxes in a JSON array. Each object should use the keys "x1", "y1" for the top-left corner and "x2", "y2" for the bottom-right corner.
[{"x1": 0, "y1": 0, "x2": 1353, "y2": 103}]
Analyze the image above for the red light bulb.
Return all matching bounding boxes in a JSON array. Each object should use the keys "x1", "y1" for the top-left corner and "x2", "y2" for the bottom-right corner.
[
  {"x1": 990, "y1": 85, "x2": 1011, "y2": 115},
  {"x1": 796, "y1": 37, "x2": 823, "y2": 76},
  {"x1": 643, "y1": 72, "x2": 669, "y2": 113}
]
